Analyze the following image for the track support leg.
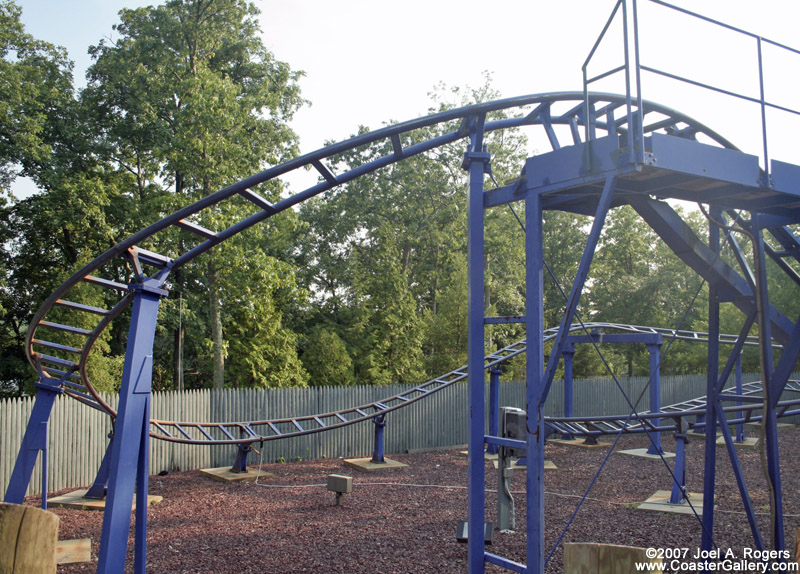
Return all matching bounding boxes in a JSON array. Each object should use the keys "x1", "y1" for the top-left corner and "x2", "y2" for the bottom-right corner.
[
  {"x1": 97, "y1": 280, "x2": 166, "y2": 574},
  {"x1": 371, "y1": 415, "x2": 387, "y2": 464},
  {"x1": 3, "y1": 380, "x2": 62, "y2": 507}
]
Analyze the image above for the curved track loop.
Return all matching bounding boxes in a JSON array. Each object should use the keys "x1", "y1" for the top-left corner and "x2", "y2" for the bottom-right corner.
[
  {"x1": 25, "y1": 91, "x2": 752, "y2": 440},
  {"x1": 545, "y1": 380, "x2": 800, "y2": 438},
  {"x1": 148, "y1": 322, "x2": 770, "y2": 444}
]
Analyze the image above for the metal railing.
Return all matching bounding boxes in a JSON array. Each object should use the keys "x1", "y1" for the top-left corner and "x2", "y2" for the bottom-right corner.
[{"x1": 584, "y1": 0, "x2": 800, "y2": 182}]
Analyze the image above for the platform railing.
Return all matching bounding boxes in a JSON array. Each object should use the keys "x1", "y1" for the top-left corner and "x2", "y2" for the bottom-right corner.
[{"x1": 584, "y1": 0, "x2": 800, "y2": 183}]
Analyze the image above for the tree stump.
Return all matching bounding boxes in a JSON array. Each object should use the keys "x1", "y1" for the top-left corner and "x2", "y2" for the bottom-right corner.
[{"x1": 0, "y1": 502, "x2": 59, "y2": 574}]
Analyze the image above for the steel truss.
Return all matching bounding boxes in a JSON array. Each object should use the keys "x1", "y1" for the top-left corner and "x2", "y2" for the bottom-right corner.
[{"x1": 4, "y1": 76, "x2": 800, "y2": 574}]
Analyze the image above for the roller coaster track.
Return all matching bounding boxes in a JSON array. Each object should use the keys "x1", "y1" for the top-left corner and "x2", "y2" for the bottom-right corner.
[
  {"x1": 24, "y1": 92, "x2": 800, "y2": 446},
  {"x1": 544, "y1": 379, "x2": 800, "y2": 438},
  {"x1": 146, "y1": 322, "x2": 774, "y2": 445}
]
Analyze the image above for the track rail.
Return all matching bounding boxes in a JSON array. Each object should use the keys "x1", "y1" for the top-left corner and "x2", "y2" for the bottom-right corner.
[
  {"x1": 25, "y1": 91, "x2": 783, "y2": 445},
  {"x1": 140, "y1": 322, "x2": 770, "y2": 444},
  {"x1": 544, "y1": 380, "x2": 800, "y2": 438}
]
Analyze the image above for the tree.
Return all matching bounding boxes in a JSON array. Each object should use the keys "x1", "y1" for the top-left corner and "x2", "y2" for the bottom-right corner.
[
  {"x1": 83, "y1": 0, "x2": 306, "y2": 389},
  {"x1": 296, "y1": 76, "x2": 535, "y2": 385},
  {"x1": 588, "y1": 205, "x2": 707, "y2": 376},
  {"x1": 0, "y1": 1, "x2": 130, "y2": 394}
]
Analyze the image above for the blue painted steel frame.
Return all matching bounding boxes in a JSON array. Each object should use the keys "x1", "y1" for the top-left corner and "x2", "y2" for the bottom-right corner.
[
  {"x1": 525, "y1": 188, "x2": 546, "y2": 574},
  {"x1": 371, "y1": 415, "x2": 386, "y2": 464},
  {"x1": 487, "y1": 368, "x2": 501, "y2": 455},
  {"x1": 464, "y1": 116, "x2": 489, "y2": 573},
  {"x1": 3, "y1": 380, "x2": 62, "y2": 508},
  {"x1": 561, "y1": 345, "x2": 575, "y2": 440},
  {"x1": 97, "y1": 279, "x2": 166, "y2": 574},
  {"x1": 563, "y1": 333, "x2": 663, "y2": 453}
]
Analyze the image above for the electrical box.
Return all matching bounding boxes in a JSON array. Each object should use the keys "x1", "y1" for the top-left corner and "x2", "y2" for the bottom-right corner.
[
  {"x1": 327, "y1": 474, "x2": 353, "y2": 494},
  {"x1": 500, "y1": 407, "x2": 527, "y2": 457}
]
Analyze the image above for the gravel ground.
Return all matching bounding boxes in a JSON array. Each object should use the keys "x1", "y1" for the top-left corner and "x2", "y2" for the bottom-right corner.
[{"x1": 33, "y1": 427, "x2": 800, "y2": 573}]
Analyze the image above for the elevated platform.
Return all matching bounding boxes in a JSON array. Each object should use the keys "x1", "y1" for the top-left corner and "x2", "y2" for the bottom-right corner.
[{"x1": 487, "y1": 133, "x2": 800, "y2": 220}]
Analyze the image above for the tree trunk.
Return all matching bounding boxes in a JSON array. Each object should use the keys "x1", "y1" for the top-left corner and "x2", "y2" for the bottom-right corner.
[
  {"x1": 208, "y1": 260, "x2": 224, "y2": 389},
  {"x1": 173, "y1": 293, "x2": 184, "y2": 391},
  {"x1": 173, "y1": 172, "x2": 186, "y2": 390}
]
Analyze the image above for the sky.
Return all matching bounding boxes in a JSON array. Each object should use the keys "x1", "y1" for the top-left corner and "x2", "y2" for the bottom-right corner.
[{"x1": 16, "y1": 0, "x2": 800, "y2": 195}]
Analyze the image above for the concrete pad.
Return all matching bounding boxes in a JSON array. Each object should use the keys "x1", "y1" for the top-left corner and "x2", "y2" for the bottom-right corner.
[
  {"x1": 687, "y1": 431, "x2": 721, "y2": 440},
  {"x1": 199, "y1": 466, "x2": 266, "y2": 483},
  {"x1": 47, "y1": 489, "x2": 162, "y2": 511},
  {"x1": 547, "y1": 438, "x2": 609, "y2": 449},
  {"x1": 343, "y1": 457, "x2": 408, "y2": 472},
  {"x1": 716, "y1": 436, "x2": 760, "y2": 449},
  {"x1": 56, "y1": 538, "x2": 92, "y2": 565},
  {"x1": 638, "y1": 489, "x2": 704, "y2": 516},
  {"x1": 744, "y1": 422, "x2": 795, "y2": 432},
  {"x1": 617, "y1": 448, "x2": 675, "y2": 460},
  {"x1": 492, "y1": 460, "x2": 556, "y2": 471},
  {"x1": 459, "y1": 450, "x2": 498, "y2": 460}
]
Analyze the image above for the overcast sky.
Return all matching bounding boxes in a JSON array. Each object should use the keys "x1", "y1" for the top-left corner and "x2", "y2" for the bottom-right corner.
[{"x1": 17, "y1": 0, "x2": 800, "y2": 193}]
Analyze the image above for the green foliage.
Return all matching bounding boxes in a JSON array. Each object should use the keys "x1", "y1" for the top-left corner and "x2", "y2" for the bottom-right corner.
[
  {"x1": 3, "y1": 2, "x2": 798, "y2": 397},
  {"x1": 301, "y1": 326, "x2": 354, "y2": 387}
]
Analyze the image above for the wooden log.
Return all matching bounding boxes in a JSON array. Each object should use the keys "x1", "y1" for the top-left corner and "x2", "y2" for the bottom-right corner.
[
  {"x1": 564, "y1": 542, "x2": 662, "y2": 574},
  {"x1": 0, "y1": 502, "x2": 59, "y2": 574}
]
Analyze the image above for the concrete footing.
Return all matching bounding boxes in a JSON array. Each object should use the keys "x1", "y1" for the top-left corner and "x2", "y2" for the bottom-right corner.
[
  {"x1": 343, "y1": 457, "x2": 408, "y2": 471},
  {"x1": 199, "y1": 466, "x2": 266, "y2": 483},
  {"x1": 548, "y1": 438, "x2": 608, "y2": 449},
  {"x1": 637, "y1": 489, "x2": 704, "y2": 516},
  {"x1": 47, "y1": 489, "x2": 163, "y2": 511},
  {"x1": 617, "y1": 448, "x2": 675, "y2": 460}
]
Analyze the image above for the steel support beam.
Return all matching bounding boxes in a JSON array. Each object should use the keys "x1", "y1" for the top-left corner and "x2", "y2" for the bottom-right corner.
[
  {"x1": 3, "y1": 379, "x2": 62, "y2": 507},
  {"x1": 371, "y1": 415, "x2": 387, "y2": 464},
  {"x1": 645, "y1": 342, "x2": 664, "y2": 455},
  {"x1": 701, "y1": 207, "x2": 721, "y2": 552},
  {"x1": 525, "y1": 187, "x2": 546, "y2": 574},
  {"x1": 487, "y1": 367, "x2": 501, "y2": 455},
  {"x1": 464, "y1": 116, "x2": 489, "y2": 574},
  {"x1": 562, "y1": 344, "x2": 575, "y2": 440},
  {"x1": 97, "y1": 279, "x2": 166, "y2": 574},
  {"x1": 751, "y1": 213, "x2": 785, "y2": 552},
  {"x1": 85, "y1": 432, "x2": 114, "y2": 499}
]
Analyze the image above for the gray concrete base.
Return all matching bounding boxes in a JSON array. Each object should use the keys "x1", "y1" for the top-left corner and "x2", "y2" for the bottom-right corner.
[
  {"x1": 618, "y1": 448, "x2": 675, "y2": 460},
  {"x1": 638, "y1": 489, "x2": 704, "y2": 516},
  {"x1": 47, "y1": 488, "x2": 163, "y2": 511},
  {"x1": 744, "y1": 422, "x2": 795, "y2": 432},
  {"x1": 343, "y1": 457, "x2": 408, "y2": 471},
  {"x1": 199, "y1": 466, "x2": 266, "y2": 483},
  {"x1": 547, "y1": 438, "x2": 609, "y2": 449},
  {"x1": 491, "y1": 459, "x2": 556, "y2": 471},
  {"x1": 459, "y1": 450, "x2": 499, "y2": 460},
  {"x1": 716, "y1": 436, "x2": 760, "y2": 449}
]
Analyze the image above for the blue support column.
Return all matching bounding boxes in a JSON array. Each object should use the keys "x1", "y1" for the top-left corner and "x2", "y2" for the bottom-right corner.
[
  {"x1": 231, "y1": 439, "x2": 253, "y2": 473},
  {"x1": 562, "y1": 344, "x2": 575, "y2": 440},
  {"x1": 371, "y1": 415, "x2": 386, "y2": 464},
  {"x1": 669, "y1": 421, "x2": 688, "y2": 504},
  {"x1": 701, "y1": 208, "x2": 721, "y2": 552},
  {"x1": 85, "y1": 431, "x2": 115, "y2": 499},
  {"x1": 735, "y1": 354, "x2": 745, "y2": 443},
  {"x1": 97, "y1": 279, "x2": 166, "y2": 574},
  {"x1": 487, "y1": 367, "x2": 501, "y2": 455},
  {"x1": 526, "y1": 190, "x2": 546, "y2": 574},
  {"x1": 464, "y1": 117, "x2": 489, "y2": 574},
  {"x1": 645, "y1": 340, "x2": 663, "y2": 455},
  {"x1": 751, "y1": 213, "x2": 785, "y2": 552},
  {"x1": 4, "y1": 380, "x2": 62, "y2": 506}
]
